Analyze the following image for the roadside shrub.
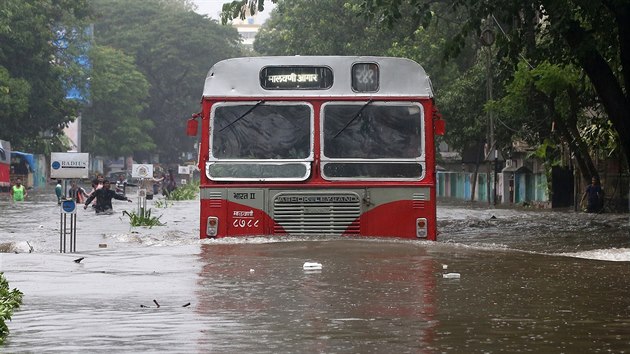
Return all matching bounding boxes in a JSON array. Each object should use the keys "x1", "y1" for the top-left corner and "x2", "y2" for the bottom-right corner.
[{"x1": 0, "y1": 272, "x2": 23, "y2": 344}]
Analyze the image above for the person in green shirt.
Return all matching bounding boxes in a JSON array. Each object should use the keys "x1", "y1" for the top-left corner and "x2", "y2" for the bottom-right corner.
[{"x1": 10, "y1": 178, "x2": 27, "y2": 201}]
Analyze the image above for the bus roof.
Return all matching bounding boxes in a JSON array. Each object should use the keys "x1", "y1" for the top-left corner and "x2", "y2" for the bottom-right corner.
[{"x1": 202, "y1": 56, "x2": 433, "y2": 98}]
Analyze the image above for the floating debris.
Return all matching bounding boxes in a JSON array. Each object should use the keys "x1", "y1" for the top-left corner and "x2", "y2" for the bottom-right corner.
[
  {"x1": 443, "y1": 272, "x2": 461, "y2": 279},
  {"x1": 73, "y1": 257, "x2": 85, "y2": 263},
  {"x1": 303, "y1": 262, "x2": 323, "y2": 270}
]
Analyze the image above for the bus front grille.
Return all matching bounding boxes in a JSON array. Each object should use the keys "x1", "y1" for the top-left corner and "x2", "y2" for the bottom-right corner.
[{"x1": 272, "y1": 192, "x2": 361, "y2": 235}]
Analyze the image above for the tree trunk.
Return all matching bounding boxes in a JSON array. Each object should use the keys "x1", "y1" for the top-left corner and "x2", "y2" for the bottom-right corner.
[{"x1": 559, "y1": 16, "x2": 630, "y2": 170}]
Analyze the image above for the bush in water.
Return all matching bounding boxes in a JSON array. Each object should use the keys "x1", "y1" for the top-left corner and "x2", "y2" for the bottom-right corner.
[
  {"x1": 165, "y1": 181, "x2": 199, "y2": 201},
  {"x1": 0, "y1": 272, "x2": 23, "y2": 344},
  {"x1": 123, "y1": 208, "x2": 165, "y2": 227}
]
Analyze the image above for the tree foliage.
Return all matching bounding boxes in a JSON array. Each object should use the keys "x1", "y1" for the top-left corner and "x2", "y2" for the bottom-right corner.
[
  {"x1": 82, "y1": 45, "x2": 154, "y2": 157},
  {"x1": 0, "y1": 0, "x2": 92, "y2": 153},
  {"x1": 358, "y1": 0, "x2": 630, "y2": 178},
  {"x1": 0, "y1": 272, "x2": 23, "y2": 344},
  {"x1": 254, "y1": 0, "x2": 407, "y2": 56},
  {"x1": 92, "y1": 0, "x2": 243, "y2": 163}
]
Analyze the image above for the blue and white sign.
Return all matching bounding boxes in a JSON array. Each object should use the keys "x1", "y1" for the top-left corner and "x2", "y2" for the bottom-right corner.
[
  {"x1": 51, "y1": 152, "x2": 90, "y2": 179},
  {"x1": 61, "y1": 199, "x2": 77, "y2": 214}
]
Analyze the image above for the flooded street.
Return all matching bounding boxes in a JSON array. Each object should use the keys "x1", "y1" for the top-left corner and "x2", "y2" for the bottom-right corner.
[{"x1": 1, "y1": 189, "x2": 630, "y2": 353}]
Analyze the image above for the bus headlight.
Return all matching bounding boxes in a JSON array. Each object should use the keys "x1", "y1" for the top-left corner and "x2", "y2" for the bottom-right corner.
[
  {"x1": 416, "y1": 218, "x2": 427, "y2": 238},
  {"x1": 206, "y1": 217, "x2": 219, "y2": 237}
]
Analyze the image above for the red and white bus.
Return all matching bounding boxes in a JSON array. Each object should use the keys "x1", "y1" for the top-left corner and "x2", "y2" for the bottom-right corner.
[
  {"x1": 0, "y1": 140, "x2": 10, "y2": 192},
  {"x1": 187, "y1": 56, "x2": 444, "y2": 240}
]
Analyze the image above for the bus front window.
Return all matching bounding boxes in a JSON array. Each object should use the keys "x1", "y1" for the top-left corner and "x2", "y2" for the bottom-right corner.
[
  {"x1": 209, "y1": 103, "x2": 312, "y2": 181},
  {"x1": 322, "y1": 102, "x2": 424, "y2": 180}
]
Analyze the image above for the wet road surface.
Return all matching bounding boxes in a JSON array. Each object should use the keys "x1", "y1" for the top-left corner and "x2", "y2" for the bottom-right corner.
[{"x1": 1, "y1": 190, "x2": 629, "y2": 353}]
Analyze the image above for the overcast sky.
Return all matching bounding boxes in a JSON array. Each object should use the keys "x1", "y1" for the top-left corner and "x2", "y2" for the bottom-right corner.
[{"x1": 191, "y1": 0, "x2": 272, "y2": 23}]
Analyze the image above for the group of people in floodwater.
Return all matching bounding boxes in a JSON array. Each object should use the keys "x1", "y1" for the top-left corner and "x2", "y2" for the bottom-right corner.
[
  {"x1": 6, "y1": 169, "x2": 607, "y2": 214},
  {"x1": 55, "y1": 170, "x2": 178, "y2": 214}
]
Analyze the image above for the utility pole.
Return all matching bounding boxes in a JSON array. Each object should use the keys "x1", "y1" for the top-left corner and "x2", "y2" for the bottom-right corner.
[{"x1": 480, "y1": 23, "x2": 496, "y2": 205}]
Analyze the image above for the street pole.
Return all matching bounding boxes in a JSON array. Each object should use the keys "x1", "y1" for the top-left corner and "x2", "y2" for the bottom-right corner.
[
  {"x1": 481, "y1": 24, "x2": 495, "y2": 205},
  {"x1": 493, "y1": 149, "x2": 498, "y2": 205}
]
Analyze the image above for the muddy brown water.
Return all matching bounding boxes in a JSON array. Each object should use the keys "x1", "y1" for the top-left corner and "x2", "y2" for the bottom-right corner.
[{"x1": 1, "y1": 189, "x2": 629, "y2": 353}]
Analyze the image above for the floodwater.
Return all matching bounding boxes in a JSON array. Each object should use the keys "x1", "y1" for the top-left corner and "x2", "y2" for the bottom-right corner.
[{"x1": 1, "y1": 188, "x2": 630, "y2": 353}]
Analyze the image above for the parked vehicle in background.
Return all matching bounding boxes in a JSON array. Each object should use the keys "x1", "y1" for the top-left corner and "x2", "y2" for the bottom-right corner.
[{"x1": 0, "y1": 140, "x2": 10, "y2": 193}]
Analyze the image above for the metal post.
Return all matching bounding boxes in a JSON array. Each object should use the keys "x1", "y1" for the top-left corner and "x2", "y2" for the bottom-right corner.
[
  {"x1": 73, "y1": 213, "x2": 77, "y2": 252},
  {"x1": 70, "y1": 213, "x2": 77, "y2": 252},
  {"x1": 62, "y1": 214, "x2": 67, "y2": 253},
  {"x1": 59, "y1": 212, "x2": 63, "y2": 253},
  {"x1": 492, "y1": 149, "x2": 497, "y2": 205},
  {"x1": 137, "y1": 178, "x2": 147, "y2": 215},
  {"x1": 69, "y1": 213, "x2": 73, "y2": 253}
]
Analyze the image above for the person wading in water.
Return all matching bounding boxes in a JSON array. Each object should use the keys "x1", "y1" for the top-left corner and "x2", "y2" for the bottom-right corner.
[
  {"x1": 83, "y1": 179, "x2": 132, "y2": 214},
  {"x1": 10, "y1": 178, "x2": 27, "y2": 202}
]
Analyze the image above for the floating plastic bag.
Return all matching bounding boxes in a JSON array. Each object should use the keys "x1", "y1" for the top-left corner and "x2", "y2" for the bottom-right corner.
[
  {"x1": 303, "y1": 262, "x2": 323, "y2": 270},
  {"x1": 442, "y1": 272, "x2": 461, "y2": 279}
]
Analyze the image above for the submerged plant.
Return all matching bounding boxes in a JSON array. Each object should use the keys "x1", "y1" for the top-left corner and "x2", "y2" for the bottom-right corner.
[
  {"x1": 122, "y1": 207, "x2": 165, "y2": 227},
  {"x1": 153, "y1": 199, "x2": 173, "y2": 208},
  {"x1": 166, "y1": 181, "x2": 199, "y2": 201},
  {"x1": 0, "y1": 272, "x2": 23, "y2": 344}
]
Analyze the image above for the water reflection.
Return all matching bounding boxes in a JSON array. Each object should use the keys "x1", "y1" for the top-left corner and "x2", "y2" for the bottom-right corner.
[{"x1": 194, "y1": 241, "x2": 437, "y2": 352}]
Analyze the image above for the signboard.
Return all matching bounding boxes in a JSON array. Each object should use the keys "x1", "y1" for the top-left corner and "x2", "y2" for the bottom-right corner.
[
  {"x1": 50, "y1": 152, "x2": 90, "y2": 179},
  {"x1": 61, "y1": 199, "x2": 77, "y2": 214},
  {"x1": 132, "y1": 164, "x2": 153, "y2": 179},
  {"x1": 178, "y1": 165, "x2": 190, "y2": 175},
  {"x1": 260, "y1": 66, "x2": 333, "y2": 90}
]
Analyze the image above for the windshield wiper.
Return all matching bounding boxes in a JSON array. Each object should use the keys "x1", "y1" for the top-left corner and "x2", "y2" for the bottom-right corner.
[
  {"x1": 219, "y1": 100, "x2": 265, "y2": 132},
  {"x1": 333, "y1": 99, "x2": 373, "y2": 139}
]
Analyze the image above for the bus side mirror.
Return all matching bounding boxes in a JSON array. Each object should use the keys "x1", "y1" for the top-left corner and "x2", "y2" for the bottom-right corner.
[
  {"x1": 186, "y1": 118, "x2": 198, "y2": 136},
  {"x1": 435, "y1": 119, "x2": 445, "y2": 136}
]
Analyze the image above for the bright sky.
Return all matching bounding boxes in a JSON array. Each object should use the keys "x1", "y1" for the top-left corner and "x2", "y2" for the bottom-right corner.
[{"x1": 191, "y1": 0, "x2": 273, "y2": 23}]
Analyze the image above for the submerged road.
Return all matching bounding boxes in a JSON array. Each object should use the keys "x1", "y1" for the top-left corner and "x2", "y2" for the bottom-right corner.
[{"x1": 1, "y1": 191, "x2": 629, "y2": 352}]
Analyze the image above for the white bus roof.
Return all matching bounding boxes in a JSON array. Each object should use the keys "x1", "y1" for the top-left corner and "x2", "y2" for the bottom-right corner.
[{"x1": 202, "y1": 56, "x2": 433, "y2": 98}]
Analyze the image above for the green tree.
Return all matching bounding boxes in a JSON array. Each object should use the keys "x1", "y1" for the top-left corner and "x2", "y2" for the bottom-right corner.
[
  {"x1": 254, "y1": 0, "x2": 407, "y2": 56},
  {"x1": 357, "y1": 0, "x2": 630, "y2": 180},
  {"x1": 0, "y1": 0, "x2": 92, "y2": 152},
  {"x1": 93, "y1": 0, "x2": 243, "y2": 163},
  {"x1": 0, "y1": 67, "x2": 30, "y2": 122},
  {"x1": 438, "y1": 62, "x2": 487, "y2": 152},
  {"x1": 82, "y1": 45, "x2": 154, "y2": 157},
  {"x1": 488, "y1": 62, "x2": 600, "y2": 181}
]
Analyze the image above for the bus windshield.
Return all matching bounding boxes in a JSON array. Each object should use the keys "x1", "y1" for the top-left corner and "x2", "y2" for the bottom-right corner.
[
  {"x1": 323, "y1": 102, "x2": 422, "y2": 159},
  {"x1": 212, "y1": 103, "x2": 312, "y2": 160},
  {"x1": 209, "y1": 102, "x2": 312, "y2": 181},
  {"x1": 322, "y1": 102, "x2": 424, "y2": 180}
]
